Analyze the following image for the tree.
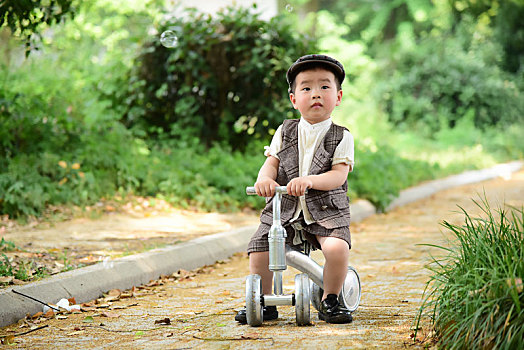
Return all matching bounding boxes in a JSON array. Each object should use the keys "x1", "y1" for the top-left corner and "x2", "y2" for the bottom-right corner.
[
  {"x1": 0, "y1": 0, "x2": 77, "y2": 55},
  {"x1": 124, "y1": 6, "x2": 316, "y2": 149},
  {"x1": 448, "y1": 0, "x2": 524, "y2": 73}
]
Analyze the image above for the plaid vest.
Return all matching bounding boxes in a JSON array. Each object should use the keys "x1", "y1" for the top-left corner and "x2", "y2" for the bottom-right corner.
[{"x1": 260, "y1": 119, "x2": 350, "y2": 229}]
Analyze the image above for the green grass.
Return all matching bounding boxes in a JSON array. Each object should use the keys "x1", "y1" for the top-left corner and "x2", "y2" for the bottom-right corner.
[
  {"x1": 0, "y1": 237, "x2": 17, "y2": 252},
  {"x1": 415, "y1": 198, "x2": 524, "y2": 349}
]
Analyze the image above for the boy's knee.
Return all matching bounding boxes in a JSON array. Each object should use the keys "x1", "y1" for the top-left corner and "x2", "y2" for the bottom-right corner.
[{"x1": 319, "y1": 237, "x2": 349, "y2": 260}]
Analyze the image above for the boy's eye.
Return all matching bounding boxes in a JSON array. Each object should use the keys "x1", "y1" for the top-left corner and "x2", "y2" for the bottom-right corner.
[
  {"x1": 302, "y1": 87, "x2": 310, "y2": 91},
  {"x1": 322, "y1": 85, "x2": 330, "y2": 89}
]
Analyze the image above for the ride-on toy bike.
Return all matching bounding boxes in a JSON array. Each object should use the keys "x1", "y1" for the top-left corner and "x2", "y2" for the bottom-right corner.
[{"x1": 244, "y1": 186, "x2": 361, "y2": 326}]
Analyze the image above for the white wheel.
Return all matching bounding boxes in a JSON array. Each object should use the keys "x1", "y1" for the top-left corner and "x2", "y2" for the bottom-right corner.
[
  {"x1": 310, "y1": 281, "x2": 322, "y2": 312},
  {"x1": 246, "y1": 274, "x2": 263, "y2": 326},
  {"x1": 340, "y1": 266, "x2": 361, "y2": 312},
  {"x1": 309, "y1": 266, "x2": 361, "y2": 313},
  {"x1": 295, "y1": 273, "x2": 311, "y2": 326}
]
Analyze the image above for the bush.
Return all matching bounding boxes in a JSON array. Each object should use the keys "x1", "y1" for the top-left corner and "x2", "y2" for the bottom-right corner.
[
  {"x1": 415, "y1": 199, "x2": 524, "y2": 349},
  {"x1": 350, "y1": 141, "x2": 438, "y2": 211},
  {"x1": 123, "y1": 5, "x2": 316, "y2": 149},
  {"x1": 375, "y1": 34, "x2": 523, "y2": 134}
]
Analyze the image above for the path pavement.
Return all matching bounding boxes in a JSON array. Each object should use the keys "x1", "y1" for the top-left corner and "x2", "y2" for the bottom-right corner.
[{"x1": 0, "y1": 161, "x2": 522, "y2": 331}]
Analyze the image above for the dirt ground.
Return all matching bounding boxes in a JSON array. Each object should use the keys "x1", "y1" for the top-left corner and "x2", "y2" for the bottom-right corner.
[
  {"x1": 0, "y1": 205, "x2": 259, "y2": 282},
  {"x1": 1, "y1": 169, "x2": 523, "y2": 349}
]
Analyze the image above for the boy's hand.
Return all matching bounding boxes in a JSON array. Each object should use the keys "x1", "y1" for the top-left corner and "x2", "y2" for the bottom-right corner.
[
  {"x1": 254, "y1": 178, "x2": 280, "y2": 197},
  {"x1": 287, "y1": 177, "x2": 312, "y2": 197}
]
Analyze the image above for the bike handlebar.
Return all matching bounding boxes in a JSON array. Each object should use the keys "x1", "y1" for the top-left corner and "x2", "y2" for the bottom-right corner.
[{"x1": 246, "y1": 186, "x2": 288, "y2": 195}]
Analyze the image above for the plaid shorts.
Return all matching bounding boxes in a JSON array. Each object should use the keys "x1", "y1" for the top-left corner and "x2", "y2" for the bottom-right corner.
[{"x1": 247, "y1": 215, "x2": 351, "y2": 253}]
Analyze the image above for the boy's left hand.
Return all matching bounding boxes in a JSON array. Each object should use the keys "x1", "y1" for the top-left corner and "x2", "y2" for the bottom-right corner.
[{"x1": 287, "y1": 177, "x2": 313, "y2": 196}]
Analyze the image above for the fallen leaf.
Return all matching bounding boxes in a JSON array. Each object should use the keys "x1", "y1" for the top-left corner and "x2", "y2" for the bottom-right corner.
[
  {"x1": 44, "y1": 309, "x2": 55, "y2": 318},
  {"x1": 164, "y1": 332, "x2": 174, "y2": 338},
  {"x1": 154, "y1": 318, "x2": 171, "y2": 325},
  {"x1": 83, "y1": 316, "x2": 94, "y2": 323},
  {"x1": 104, "y1": 295, "x2": 120, "y2": 302},
  {"x1": 109, "y1": 305, "x2": 128, "y2": 310},
  {"x1": 241, "y1": 335, "x2": 261, "y2": 340},
  {"x1": 0, "y1": 335, "x2": 15, "y2": 345},
  {"x1": 32, "y1": 312, "x2": 43, "y2": 319},
  {"x1": 68, "y1": 297, "x2": 77, "y2": 305},
  {"x1": 243, "y1": 331, "x2": 260, "y2": 338},
  {"x1": 222, "y1": 290, "x2": 230, "y2": 296},
  {"x1": 107, "y1": 289, "x2": 121, "y2": 296},
  {"x1": 120, "y1": 292, "x2": 133, "y2": 299},
  {"x1": 67, "y1": 331, "x2": 85, "y2": 336},
  {"x1": 146, "y1": 280, "x2": 161, "y2": 287},
  {"x1": 56, "y1": 315, "x2": 68, "y2": 320},
  {"x1": 0, "y1": 276, "x2": 13, "y2": 284},
  {"x1": 101, "y1": 311, "x2": 120, "y2": 318}
]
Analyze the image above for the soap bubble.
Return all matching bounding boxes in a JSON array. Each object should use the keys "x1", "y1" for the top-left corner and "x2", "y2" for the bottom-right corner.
[
  {"x1": 285, "y1": 4, "x2": 293, "y2": 12},
  {"x1": 160, "y1": 30, "x2": 178, "y2": 48}
]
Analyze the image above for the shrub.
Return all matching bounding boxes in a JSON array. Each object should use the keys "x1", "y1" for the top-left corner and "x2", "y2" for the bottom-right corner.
[
  {"x1": 375, "y1": 34, "x2": 523, "y2": 134},
  {"x1": 350, "y1": 141, "x2": 437, "y2": 211},
  {"x1": 123, "y1": 5, "x2": 316, "y2": 149},
  {"x1": 415, "y1": 199, "x2": 524, "y2": 349}
]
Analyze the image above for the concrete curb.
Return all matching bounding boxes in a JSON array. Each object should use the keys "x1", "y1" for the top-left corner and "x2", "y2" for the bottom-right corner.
[
  {"x1": 0, "y1": 160, "x2": 522, "y2": 327},
  {"x1": 386, "y1": 160, "x2": 524, "y2": 211}
]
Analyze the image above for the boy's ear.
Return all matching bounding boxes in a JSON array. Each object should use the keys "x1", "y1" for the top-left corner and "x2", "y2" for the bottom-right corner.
[
  {"x1": 336, "y1": 89, "x2": 343, "y2": 106},
  {"x1": 289, "y1": 93, "x2": 297, "y2": 109}
]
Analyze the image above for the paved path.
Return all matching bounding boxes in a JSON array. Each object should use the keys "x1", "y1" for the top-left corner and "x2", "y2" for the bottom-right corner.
[{"x1": 1, "y1": 166, "x2": 523, "y2": 349}]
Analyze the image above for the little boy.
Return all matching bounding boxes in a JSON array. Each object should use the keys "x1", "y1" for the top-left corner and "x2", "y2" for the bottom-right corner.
[{"x1": 236, "y1": 54, "x2": 354, "y2": 324}]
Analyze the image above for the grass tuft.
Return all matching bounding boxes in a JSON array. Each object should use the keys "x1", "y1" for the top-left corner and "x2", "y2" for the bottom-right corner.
[{"x1": 415, "y1": 197, "x2": 524, "y2": 349}]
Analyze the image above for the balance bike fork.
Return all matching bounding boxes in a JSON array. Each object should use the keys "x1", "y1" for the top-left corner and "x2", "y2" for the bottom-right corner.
[{"x1": 268, "y1": 191, "x2": 287, "y2": 296}]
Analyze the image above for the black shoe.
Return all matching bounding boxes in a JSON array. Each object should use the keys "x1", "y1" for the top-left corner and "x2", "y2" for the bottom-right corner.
[
  {"x1": 235, "y1": 306, "x2": 278, "y2": 324},
  {"x1": 318, "y1": 294, "x2": 353, "y2": 324}
]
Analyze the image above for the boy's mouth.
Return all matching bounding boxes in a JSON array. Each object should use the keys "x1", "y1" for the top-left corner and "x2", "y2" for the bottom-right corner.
[{"x1": 311, "y1": 102, "x2": 323, "y2": 108}]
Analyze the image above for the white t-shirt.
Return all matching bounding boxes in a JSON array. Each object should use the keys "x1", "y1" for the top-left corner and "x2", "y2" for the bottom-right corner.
[{"x1": 264, "y1": 117, "x2": 354, "y2": 224}]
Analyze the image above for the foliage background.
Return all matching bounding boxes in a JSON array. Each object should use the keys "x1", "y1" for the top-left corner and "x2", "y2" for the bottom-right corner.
[{"x1": 0, "y1": 0, "x2": 523, "y2": 219}]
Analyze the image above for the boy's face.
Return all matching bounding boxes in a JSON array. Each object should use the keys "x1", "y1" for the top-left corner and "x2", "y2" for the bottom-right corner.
[{"x1": 289, "y1": 68, "x2": 342, "y2": 124}]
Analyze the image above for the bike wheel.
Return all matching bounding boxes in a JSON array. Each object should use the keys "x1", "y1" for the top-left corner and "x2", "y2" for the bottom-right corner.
[
  {"x1": 245, "y1": 274, "x2": 263, "y2": 326},
  {"x1": 295, "y1": 273, "x2": 311, "y2": 326},
  {"x1": 339, "y1": 266, "x2": 361, "y2": 312},
  {"x1": 310, "y1": 280, "x2": 322, "y2": 312}
]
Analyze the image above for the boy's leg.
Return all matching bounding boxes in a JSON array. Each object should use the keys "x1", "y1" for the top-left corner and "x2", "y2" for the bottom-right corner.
[
  {"x1": 316, "y1": 235, "x2": 352, "y2": 324},
  {"x1": 317, "y1": 236, "x2": 349, "y2": 299},
  {"x1": 249, "y1": 251, "x2": 273, "y2": 295},
  {"x1": 236, "y1": 223, "x2": 279, "y2": 324},
  {"x1": 235, "y1": 251, "x2": 278, "y2": 324}
]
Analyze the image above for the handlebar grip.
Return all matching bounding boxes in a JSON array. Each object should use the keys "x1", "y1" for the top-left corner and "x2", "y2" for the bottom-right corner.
[{"x1": 246, "y1": 186, "x2": 288, "y2": 195}]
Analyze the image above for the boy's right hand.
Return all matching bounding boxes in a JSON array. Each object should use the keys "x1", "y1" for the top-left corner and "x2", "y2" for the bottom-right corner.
[{"x1": 254, "y1": 178, "x2": 280, "y2": 197}]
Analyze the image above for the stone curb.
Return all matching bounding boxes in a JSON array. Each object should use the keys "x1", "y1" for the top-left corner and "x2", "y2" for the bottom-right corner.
[{"x1": 0, "y1": 160, "x2": 522, "y2": 327}]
